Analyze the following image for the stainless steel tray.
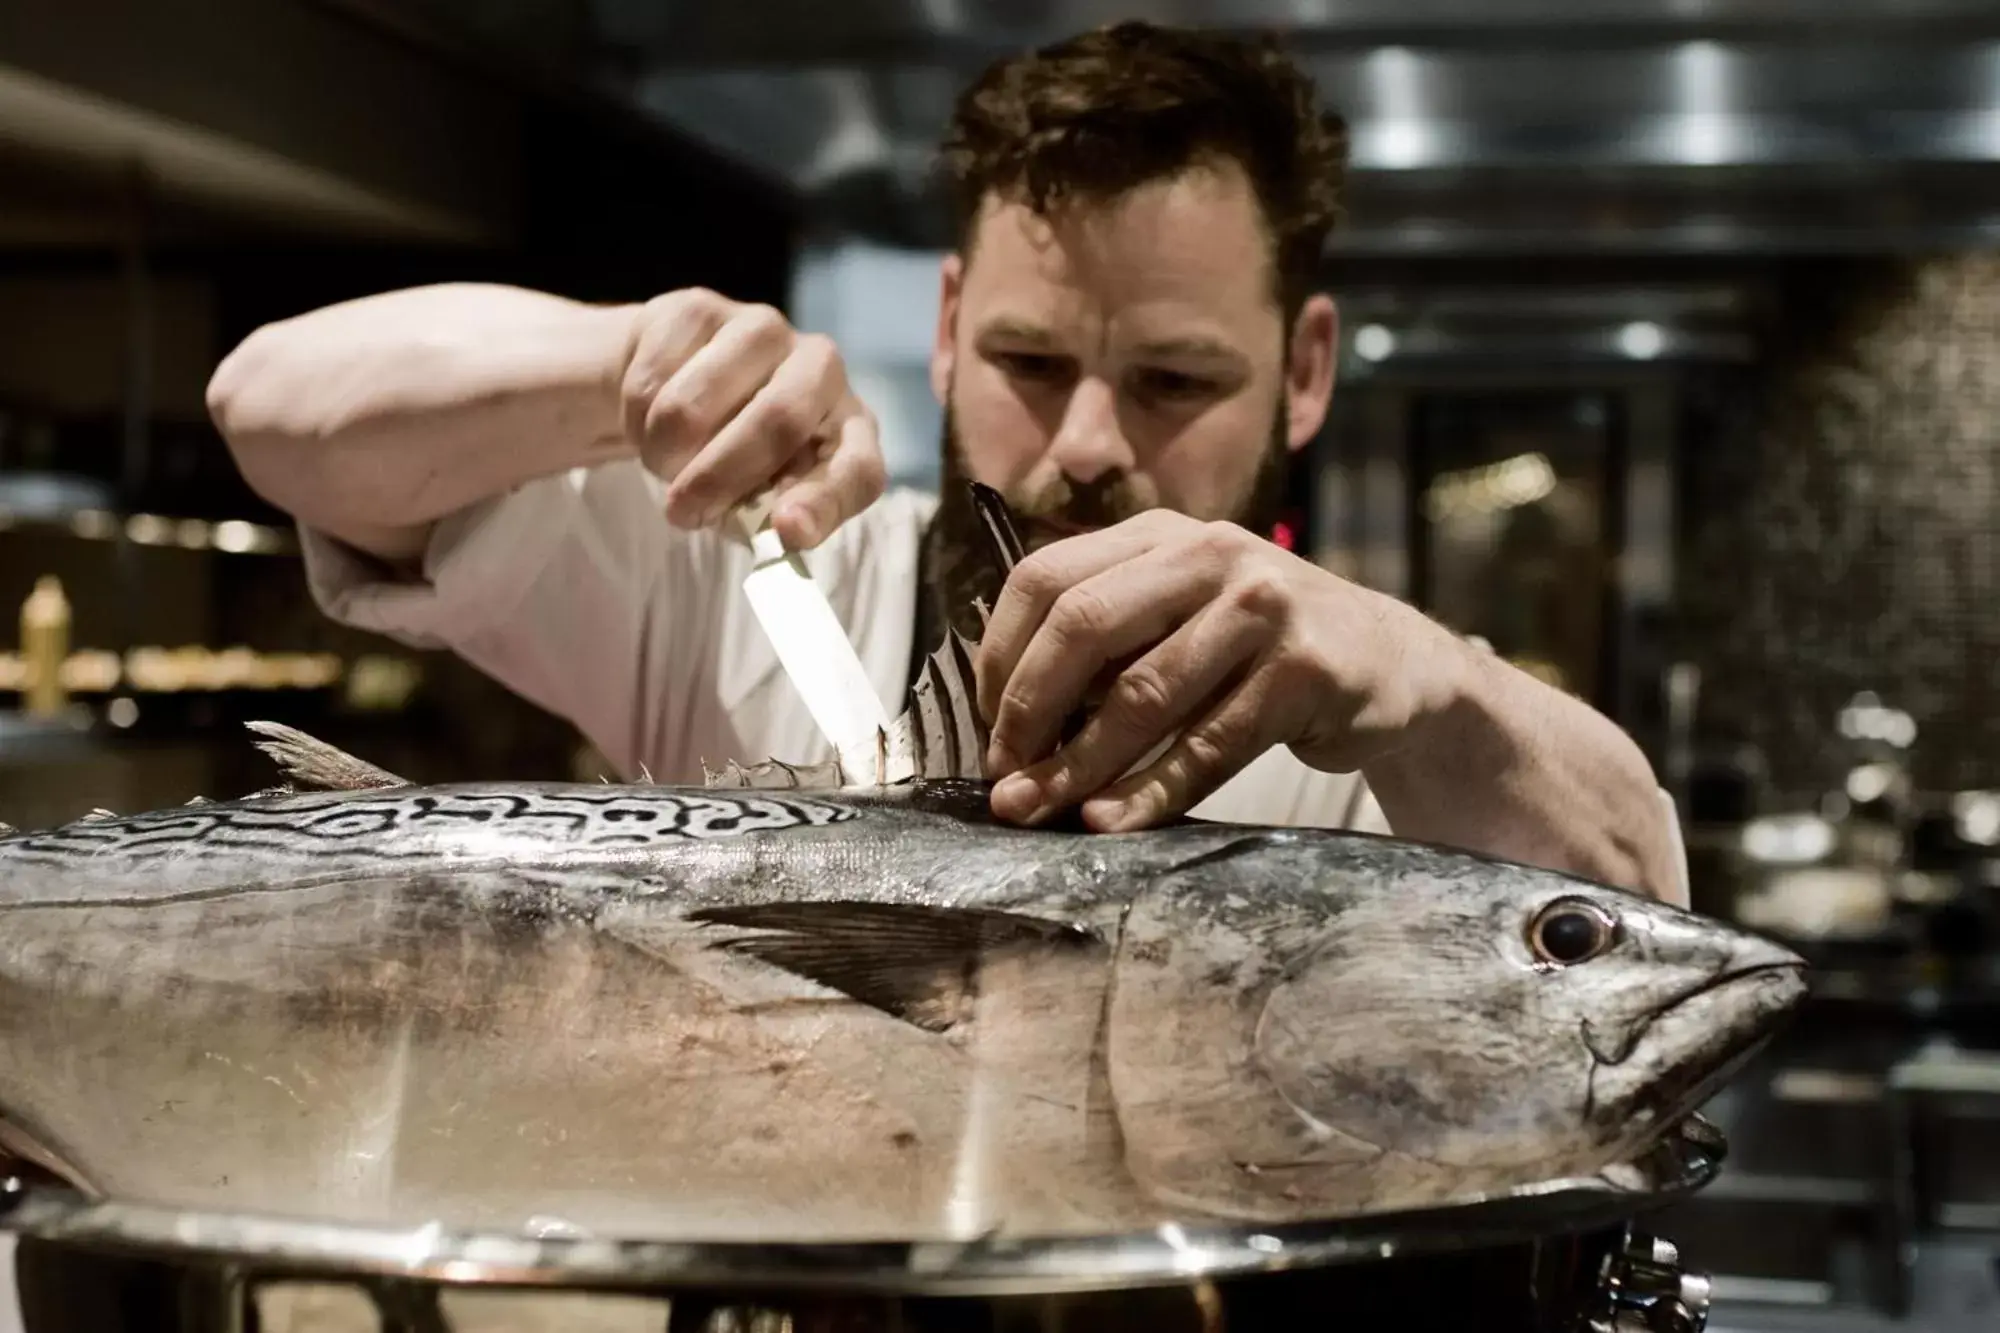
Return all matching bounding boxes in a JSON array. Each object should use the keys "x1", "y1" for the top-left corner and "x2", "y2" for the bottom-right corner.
[{"x1": 0, "y1": 1118, "x2": 1725, "y2": 1297}]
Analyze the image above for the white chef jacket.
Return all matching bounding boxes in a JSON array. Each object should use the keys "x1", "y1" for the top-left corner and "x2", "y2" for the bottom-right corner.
[{"x1": 296, "y1": 459, "x2": 1688, "y2": 898}]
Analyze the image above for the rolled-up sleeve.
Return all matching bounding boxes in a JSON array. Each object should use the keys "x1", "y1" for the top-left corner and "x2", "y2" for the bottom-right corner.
[
  {"x1": 297, "y1": 460, "x2": 724, "y2": 779},
  {"x1": 1660, "y1": 789, "x2": 1691, "y2": 909}
]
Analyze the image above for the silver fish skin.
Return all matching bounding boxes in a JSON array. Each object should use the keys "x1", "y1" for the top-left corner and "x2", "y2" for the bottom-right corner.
[{"x1": 0, "y1": 774, "x2": 1805, "y2": 1244}]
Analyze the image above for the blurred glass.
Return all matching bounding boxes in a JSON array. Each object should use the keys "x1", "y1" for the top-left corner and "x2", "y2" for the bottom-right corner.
[
  {"x1": 790, "y1": 240, "x2": 944, "y2": 491},
  {"x1": 1411, "y1": 392, "x2": 1615, "y2": 705}
]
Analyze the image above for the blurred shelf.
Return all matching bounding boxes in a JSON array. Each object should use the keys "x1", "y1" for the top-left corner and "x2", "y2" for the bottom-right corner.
[
  {"x1": 0, "y1": 646, "x2": 424, "y2": 720},
  {"x1": 1708, "y1": 1276, "x2": 1837, "y2": 1308},
  {"x1": 1698, "y1": 1174, "x2": 1880, "y2": 1209},
  {"x1": 0, "y1": 708, "x2": 98, "y2": 759},
  {"x1": 0, "y1": 507, "x2": 298, "y2": 556}
]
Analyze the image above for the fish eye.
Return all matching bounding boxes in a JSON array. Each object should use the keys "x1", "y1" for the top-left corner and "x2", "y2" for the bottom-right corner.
[{"x1": 1528, "y1": 898, "x2": 1617, "y2": 967}]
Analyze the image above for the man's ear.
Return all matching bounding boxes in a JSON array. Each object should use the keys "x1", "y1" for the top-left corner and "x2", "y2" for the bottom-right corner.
[
  {"x1": 931, "y1": 253, "x2": 965, "y2": 405},
  {"x1": 1284, "y1": 292, "x2": 1339, "y2": 451}
]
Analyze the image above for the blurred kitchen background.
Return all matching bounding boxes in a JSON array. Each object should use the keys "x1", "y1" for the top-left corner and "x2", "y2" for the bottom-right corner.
[{"x1": 3, "y1": 1, "x2": 2000, "y2": 1329}]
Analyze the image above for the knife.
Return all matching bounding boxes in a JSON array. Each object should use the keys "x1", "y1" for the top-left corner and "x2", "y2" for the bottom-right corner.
[{"x1": 726, "y1": 488, "x2": 892, "y2": 772}]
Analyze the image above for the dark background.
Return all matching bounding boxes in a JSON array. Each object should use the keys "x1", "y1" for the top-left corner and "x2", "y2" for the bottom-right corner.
[{"x1": 4, "y1": 4, "x2": 2000, "y2": 1327}]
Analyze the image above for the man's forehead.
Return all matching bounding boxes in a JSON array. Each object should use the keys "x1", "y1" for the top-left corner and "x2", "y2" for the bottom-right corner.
[{"x1": 957, "y1": 168, "x2": 1281, "y2": 323}]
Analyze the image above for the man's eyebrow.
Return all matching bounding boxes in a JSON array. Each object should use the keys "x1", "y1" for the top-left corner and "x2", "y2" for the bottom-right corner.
[
  {"x1": 973, "y1": 321, "x2": 1247, "y2": 364},
  {"x1": 1132, "y1": 336, "x2": 1246, "y2": 363},
  {"x1": 973, "y1": 317, "x2": 1061, "y2": 348}
]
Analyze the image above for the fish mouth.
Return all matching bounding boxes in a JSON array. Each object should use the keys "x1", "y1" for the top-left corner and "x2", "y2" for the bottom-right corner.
[
  {"x1": 1600, "y1": 961, "x2": 1808, "y2": 1060},
  {"x1": 1585, "y1": 960, "x2": 1808, "y2": 1132}
]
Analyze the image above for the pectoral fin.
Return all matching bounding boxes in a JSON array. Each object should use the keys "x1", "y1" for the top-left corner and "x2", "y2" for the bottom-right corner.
[{"x1": 690, "y1": 900, "x2": 1102, "y2": 1033}]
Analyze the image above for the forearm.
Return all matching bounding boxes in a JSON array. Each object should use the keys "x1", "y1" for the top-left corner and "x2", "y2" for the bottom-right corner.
[
  {"x1": 207, "y1": 283, "x2": 640, "y2": 560},
  {"x1": 1362, "y1": 633, "x2": 1682, "y2": 902}
]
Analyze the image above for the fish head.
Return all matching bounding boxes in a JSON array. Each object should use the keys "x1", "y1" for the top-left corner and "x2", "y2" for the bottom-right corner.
[
  {"x1": 1106, "y1": 833, "x2": 1807, "y2": 1222},
  {"x1": 1256, "y1": 864, "x2": 1807, "y2": 1173}
]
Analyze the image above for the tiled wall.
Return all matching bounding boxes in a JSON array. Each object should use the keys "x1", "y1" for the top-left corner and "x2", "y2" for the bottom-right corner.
[{"x1": 1677, "y1": 253, "x2": 2000, "y2": 800}]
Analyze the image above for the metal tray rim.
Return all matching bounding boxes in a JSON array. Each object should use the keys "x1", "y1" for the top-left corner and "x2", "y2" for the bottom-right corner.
[{"x1": 0, "y1": 1127, "x2": 1724, "y2": 1296}]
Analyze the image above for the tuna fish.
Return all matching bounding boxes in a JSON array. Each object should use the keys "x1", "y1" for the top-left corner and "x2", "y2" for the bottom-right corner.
[
  {"x1": 0, "y1": 722, "x2": 1803, "y2": 1245},
  {"x1": 0, "y1": 487, "x2": 1806, "y2": 1244}
]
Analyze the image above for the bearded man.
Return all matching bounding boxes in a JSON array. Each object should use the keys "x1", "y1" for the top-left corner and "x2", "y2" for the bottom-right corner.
[{"x1": 208, "y1": 21, "x2": 1686, "y2": 903}]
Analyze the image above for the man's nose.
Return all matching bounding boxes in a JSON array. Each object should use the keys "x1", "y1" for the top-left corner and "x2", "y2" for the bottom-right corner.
[{"x1": 1047, "y1": 378, "x2": 1135, "y2": 484}]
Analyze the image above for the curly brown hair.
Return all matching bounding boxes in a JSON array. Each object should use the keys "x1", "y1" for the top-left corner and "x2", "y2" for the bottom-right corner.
[{"x1": 938, "y1": 20, "x2": 1349, "y2": 322}]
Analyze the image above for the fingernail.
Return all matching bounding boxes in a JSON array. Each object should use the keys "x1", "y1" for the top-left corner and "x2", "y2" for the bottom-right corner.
[
  {"x1": 992, "y1": 773, "x2": 1044, "y2": 823},
  {"x1": 1083, "y1": 797, "x2": 1128, "y2": 832},
  {"x1": 1088, "y1": 786, "x2": 1157, "y2": 832},
  {"x1": 777, "y1": 504, "x2": 819, "y2": 548}
]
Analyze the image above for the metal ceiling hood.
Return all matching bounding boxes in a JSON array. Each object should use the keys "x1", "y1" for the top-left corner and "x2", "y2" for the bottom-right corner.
[
  {"x1": 597, "y1": 0, "x2": 2000, "y2": 65},
  {"x1": 584, "y1": 0, "x2": 2000, "y2": 256},
  {"x1": 0, "y1": 0, "x2": 523, "y2": 246},
  {"x1": 311, "y1": 0, "x2": 2000, "y2": 256}
]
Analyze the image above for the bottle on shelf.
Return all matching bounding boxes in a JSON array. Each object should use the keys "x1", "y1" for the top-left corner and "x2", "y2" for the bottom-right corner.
[{"x1": 20, "y1": 575, "x2": 71, "y2": 718}]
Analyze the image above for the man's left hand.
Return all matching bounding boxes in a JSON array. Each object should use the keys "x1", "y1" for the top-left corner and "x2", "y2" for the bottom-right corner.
[{"x1": 975, "y1": 510, "x2": 1459, "y2": 831}]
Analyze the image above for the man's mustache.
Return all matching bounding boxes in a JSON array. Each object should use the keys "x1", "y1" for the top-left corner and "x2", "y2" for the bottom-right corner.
[{"x1": 1002, "y1": 473, "x2": 1152, "y2": 534}]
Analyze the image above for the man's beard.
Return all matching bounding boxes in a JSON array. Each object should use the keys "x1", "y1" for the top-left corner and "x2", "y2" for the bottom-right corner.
[{"x1": 915, "y1": 397, "x2": 1294, "y2": 652}]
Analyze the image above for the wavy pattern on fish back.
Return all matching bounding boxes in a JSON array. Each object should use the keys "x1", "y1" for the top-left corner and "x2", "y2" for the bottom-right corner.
[{"x1": 0, "y1": 787, "x2": 859, "y2": 871}]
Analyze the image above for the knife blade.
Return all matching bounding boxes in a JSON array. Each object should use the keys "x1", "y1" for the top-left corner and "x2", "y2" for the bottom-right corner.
[{"x1": 726, "y1": 489, "x2": 891, "y2": 772}]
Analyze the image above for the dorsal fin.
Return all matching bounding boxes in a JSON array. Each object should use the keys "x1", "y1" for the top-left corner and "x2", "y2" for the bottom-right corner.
[
  {"x1": 700, "y1": 757, "x2": 848, "y2": 790},
  {"x1": 703, "y1": 625, "x2": 995, "y2": 792},
  {"x1": 704, "y1": 485, "x2": 1024, "y2": 794},
  {"x1": 902, "y1": 626, "x2": 989, "y2": 781},
  {"x1": 244, "y1": 721, "x2": 409, "y2": 792}
]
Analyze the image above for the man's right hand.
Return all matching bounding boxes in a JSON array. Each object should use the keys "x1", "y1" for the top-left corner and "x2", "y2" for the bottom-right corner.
[
  {"x1": 209, "y1": 282, "x2": 888, "y2": 563},
  {"x1": 620, "y1": 289, "x2": 886, "y2": 552}
]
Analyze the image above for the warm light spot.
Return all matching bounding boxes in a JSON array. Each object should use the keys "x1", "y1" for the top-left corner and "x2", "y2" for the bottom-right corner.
[
  {"x1": 125, "y1": 513, "x2": 173, "y2": 545},
  {"x1": 1423, "y1": 453, "x2": 1558, "y2": 523},
  {"x1": 212, "y1": 520, "x2": 256, "y2": 553}
]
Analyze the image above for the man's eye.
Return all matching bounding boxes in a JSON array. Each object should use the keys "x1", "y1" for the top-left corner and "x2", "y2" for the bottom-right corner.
[
  {"x1": 1134, "y1": 368, "x2": 1218, "y2": 401},
  {"x1": 995, "y1": 352, "x2": 1071, "y2": 384}
]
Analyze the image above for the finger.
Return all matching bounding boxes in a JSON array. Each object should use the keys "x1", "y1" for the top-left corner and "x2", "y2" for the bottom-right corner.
[
  {"x1": 975, "y1": 510, "x2": 1198, "y2": 726},
  {"x1": 769, "y1": 403, "x2": 886, "y2": 550},
  {"x1": 1077, "y1": 662, "x2": 1283, "y2": 832},
  {"x1": 989, "y1": 596, "x2": 1271, "y2": 825},
  {"x1": 665, "y1": 332, "x2": 848, "y2": 527},
  {"x1": 619, "y1": 290, "x2": 733, "y2": 447},
  {"x1": 985, "y1": 545, "x2": 1222, "y2": 779},
  {"x1": 641, "y1": 303, "x2": 793, "y2": 490}
]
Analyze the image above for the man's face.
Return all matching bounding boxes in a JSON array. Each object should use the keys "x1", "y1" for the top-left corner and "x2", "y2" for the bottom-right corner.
[{"x1": 929, "y1": 159, "x2": 1339, "y2": 553}]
